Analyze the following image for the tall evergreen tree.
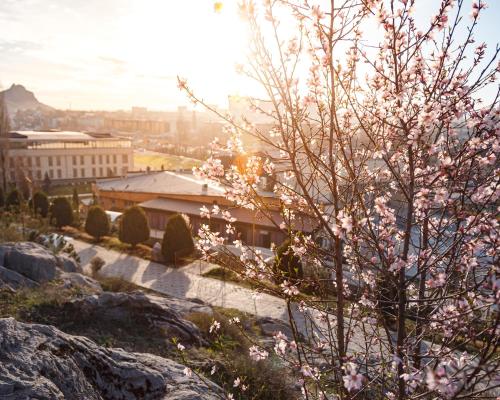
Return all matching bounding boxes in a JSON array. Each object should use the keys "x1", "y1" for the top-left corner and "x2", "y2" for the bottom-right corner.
[
  {"x1": 5, "y1": 188, "x2": 21, "y2": 211},
  {"x1": 161, "y1": 213, "x2": 194, "y2": 263},
  {"x1": 50, "y1": 197, "x2": 73, "y2": 228},
  {"x1": 72, "y1": 187, "x2": 79, "y2": 209},
  {"x1": 30, "y1": 191, "x2": 49, "y2": 217},
  {"x1": 85, "y1": 205, "x2": 110, "y2": 241},
  {"x1": 119, "y1": 205, "x2": 150, "y2": 248},
  {"x1": 42, "y1": 172, "x2": 51, "y2": 193}
]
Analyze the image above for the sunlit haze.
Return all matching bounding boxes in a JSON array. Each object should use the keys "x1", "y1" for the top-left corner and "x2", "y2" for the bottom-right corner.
[
  {"x1": 0, "y1": 0, "x2": 498, "y2": 110},
  {"x1": 0, "y1": 0, "x2": 250, "y2": 110}
]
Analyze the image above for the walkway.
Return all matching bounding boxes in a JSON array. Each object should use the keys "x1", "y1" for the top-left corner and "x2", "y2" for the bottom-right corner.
[{"x1": 71, "y1": 239, "x2": 291, "y2": 324}]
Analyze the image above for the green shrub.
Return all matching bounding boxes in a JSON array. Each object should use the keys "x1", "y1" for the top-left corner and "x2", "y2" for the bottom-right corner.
[
  {"x1": 119, "y1": 205, "x2": 150, "y2": 248},
  {"x1": 161, "y1": 213, "x2": 194, "y2": 263},
  {"x1": 273, "y1": 238, "x2": 303, "y2": 284},
  {"x1": 5, "y1": 188, "x2": 22, "y2": 210},
  {"x1": 30, "y1": 191, "x2": 49, "y2": 217},
  {"x1": 50, "y1": 197, "x2": 73, "y2": 228},
  {"x1": 85, "y1": 205, "x2": 110, "y2": 240}
]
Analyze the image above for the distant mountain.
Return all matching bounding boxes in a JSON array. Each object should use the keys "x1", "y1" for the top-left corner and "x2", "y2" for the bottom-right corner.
[{"x1": 0, "y1": 84, "x2": 53, "y2": 114}]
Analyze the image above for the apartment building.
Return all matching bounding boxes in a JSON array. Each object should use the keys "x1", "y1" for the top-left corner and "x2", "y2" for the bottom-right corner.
[{"x1": 3, "y1": 130, "x2": 133, "y2": 183}]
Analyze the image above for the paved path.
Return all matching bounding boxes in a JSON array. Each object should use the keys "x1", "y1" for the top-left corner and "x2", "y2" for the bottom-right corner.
[
  {"x1": 72, "y1": 239, "x2": 384, "y2": 353},
  {"x1": 71, "y1": 239, "x2": 291, "y2": 324}
]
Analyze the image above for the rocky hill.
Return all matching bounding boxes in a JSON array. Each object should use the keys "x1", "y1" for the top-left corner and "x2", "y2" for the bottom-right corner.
[{"x1": 0, "y1": 84, "x2": 53, "y2": 114}]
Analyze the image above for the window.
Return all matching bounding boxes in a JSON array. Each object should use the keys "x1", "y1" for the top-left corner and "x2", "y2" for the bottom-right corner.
[
  {"x1": 106, "y1": 155, "x2": 110, "y2": 164},
  {"x1": 37, "y1": 171, "x2": 41, "y2": 180},
  {"x1": 99, "y1": 155, "x2": 103, "y2": 164},
  {"x1": 57, "y1": 156, "x2": 61, "y2": 166},
  {"x1": 113, "y1": 154, "x2": 117, "y2": 164},
  {"x1": 122, "y1": 154, "x2": 128, "y2": 163},
  {"x1": 27, "y1": 158, "x2": 32, "y2": 167},
  {"x1": 57, "y1": 170, "x2": 62, "y2": 179},
  {"x1": 73, "y1": 168, "x2": 78, "y2": 178},
  {"x1": 92, "y1": 168, "x2": 96, "y2": 177},
  {"x1": 36, "y1": 157, "x2": 41, "y2": 167},
  {"x1": 72, "y1": 156, "x2": 77, "y2": 165},
  {"x1": 48, "y1": 157, "x2": 53, "y2": 167},
  {"x1": 49, "y1": 170, "x2": 54, "y2": 178},
  {"x1": 81, "y1": 168, "x2": 85, "y2": 177},
  {"x1": 80, "y1": 156, "x2": 84, "y2": 165},
  {"x1": 113, "y1": 167, "x2": 117, "y2": 175},
  {"x1": 99, "y1": 167, "x2": 103, "y2": 176},
  {"x1": 91, "y1": 155, "x2": 95, "y2": 164}
]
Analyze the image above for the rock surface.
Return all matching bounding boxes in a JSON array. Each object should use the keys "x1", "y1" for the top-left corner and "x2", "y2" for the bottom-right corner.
[
  {"x1": 0, "y1": 318, "x2": 222, "y2": 399},
  {"x1": 257, "y1": 316, "x2": 296, "y2": 339},
  {"x1": 0, "y1": 242, "x2": 58, "y2": 283},
  {"x1": 59, "y1": 272, "x2": 103, "y2": 292},
  {"x1": 68, "y1": 292, "x2": 211, "y2": 345},
  {"x1": 56, "y1": 254, "x2": 81, "y2": 273},
  {"x1": 0, "y1": 266, "x2": 39, "y2": 290}
]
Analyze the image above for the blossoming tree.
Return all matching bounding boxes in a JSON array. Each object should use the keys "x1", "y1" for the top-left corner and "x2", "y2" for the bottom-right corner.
[{"x1": 179, "y1": 0, "x2": 499, "y2": 398}]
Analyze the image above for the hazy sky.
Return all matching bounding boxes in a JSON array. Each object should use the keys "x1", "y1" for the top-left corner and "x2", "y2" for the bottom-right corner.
[{"x1": 0, "y1": 0, "x2": 498, "y2": 111}]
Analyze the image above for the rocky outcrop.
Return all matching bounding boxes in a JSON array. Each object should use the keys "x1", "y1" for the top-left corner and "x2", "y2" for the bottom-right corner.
[
  {"x1": 0, "y1": 318, "x2": 221, "y2": 399},
  {"x1": 0, "y1": 266, "x2": 39, "y2": 290},
  {"x1": 56, "y1": 254, "x2": 80, "y2": 273},
  {"x1": 59, "y1": 272, "x2": 103, "y2": 292},
  {"x1": 68, "y1": 292, "x2": 211, "y2": 345},
  {"x1": 0, "y1": 242, "x2": 58, "y2": 283},
  {"x1": 0, "y1": 242, "x2": 87, "y2": 291}
]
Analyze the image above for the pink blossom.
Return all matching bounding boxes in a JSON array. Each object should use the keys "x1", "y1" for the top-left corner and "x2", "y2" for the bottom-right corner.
[{"x1": 249, "y1": 346, "x2": 269, "y2": 361}]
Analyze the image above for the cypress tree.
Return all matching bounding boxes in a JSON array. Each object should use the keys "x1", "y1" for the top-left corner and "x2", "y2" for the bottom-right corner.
[
  {"x1": 50, "y1": 197, "x2": 73, "y2": 228},
  {"x1": 273, "y1": 238, "x2": 304, "y2": 284},
  {"x1": 5, "y1": 188, "x2": 22, "y2": 210},
  {"x1": 30, "y1": 191, "x2": 49, "y2": 217},
  {"x1": 85, "y1": 205, "x2": 110, "y2": 241},
  {"x1": 119, "y1": 205, "x2": 150, "y2": 247},
  {"x1": 161, "y1": 213, "x2": 194, "y2": 263}
]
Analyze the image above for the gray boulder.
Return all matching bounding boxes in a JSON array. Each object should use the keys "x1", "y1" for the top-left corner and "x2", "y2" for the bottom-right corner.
[
  {"x1": 257, "y1": 316, "x2": 296, "y2": 340},
  {"x1": 0, "y1": 266, "x2": 39, "y2": 290},
  {"x1": 59, "y1": 272, "x2": 102, "y2": 292},
  {"x1": 68, "y1": 292, "x2": 211, "y2": 345},
  {"x1": 56, "y1": 254, "x2": 81, "y2": 273},
  {"x1": 1, "y1": 242, "x2": 58, "y2": 283},
  {"x1": 0, "y1": 318, "x2": 221, "y2": 399}
]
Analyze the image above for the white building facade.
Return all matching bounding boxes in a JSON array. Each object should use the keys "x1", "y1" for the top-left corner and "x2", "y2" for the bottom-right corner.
[{"x1": 4, "y1": 131, "x2": 133, "y2": 183}]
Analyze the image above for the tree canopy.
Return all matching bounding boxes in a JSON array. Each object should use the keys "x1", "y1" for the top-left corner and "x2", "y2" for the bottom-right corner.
[
  {"x1": 161, "y1": 213, "x2": 194, "y2": 263},
  {"x1": 30, "y1": 191, "x2": 49, "y2": 217},
  {"x1": 85, "y1": 205, "x2": 110, "y2": 240},
  {"x1": 119, "y1": 205, "x2": 150, "y2": 247},
  {"x1": 50, "y1": 197, "x2": 73, "y2": 228}
]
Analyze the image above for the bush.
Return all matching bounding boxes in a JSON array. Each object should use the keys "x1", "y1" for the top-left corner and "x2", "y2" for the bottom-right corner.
[
  {"x1": 119, "y1": 205, "x2": 150, "y2": 248},
  {"x1": 273, "y1": 239, "x2": 303, "y2": 284},
  {"x1": 90, "y1": 256, "x2": 105, "y2": 277},
  {"x1": 85, "y1": 206, "x2": 110, "y2": 240},
  {"x1": 50, "y1": 197, "x2": 73, "y2": 228},
  {"x1": 0, "y1": 187, "x2": 4, "y2": 208},
  {"x1": 161, "y1": 213, "x2": 194, "y2": 263},
  {"x1": 6, "y1": 188, "x2": 22, "y2": 210},
  {"x1": 30, "y1": 191, "x2": 49, "y2": 217}
]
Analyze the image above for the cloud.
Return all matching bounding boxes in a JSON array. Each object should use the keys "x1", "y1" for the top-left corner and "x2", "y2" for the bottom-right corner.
[
  {"x1": 0, "y1": 39, "x2": 42, "y2": 54},
  {"x1": 98, "y1": 56, "x2": 127, "y2": 66}
]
